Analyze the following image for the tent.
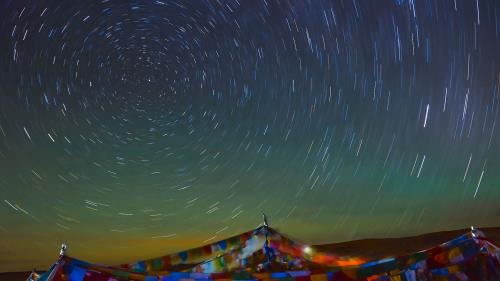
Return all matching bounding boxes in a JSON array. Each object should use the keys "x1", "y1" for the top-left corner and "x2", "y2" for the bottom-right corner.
[{"x1": 27, "y1": 225, "x2": 500, "y2": 281}]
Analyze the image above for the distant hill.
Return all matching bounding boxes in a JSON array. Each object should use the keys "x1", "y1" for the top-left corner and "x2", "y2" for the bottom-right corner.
[
  {"x1": 2, "y1": 227, "x2": 499, "y2": 281},
  {"x1": 315, "y1": 227, "x2": 500, "y2": 260},
  {"x1": 0, "y1": 272, "x2": 34, "y2": 281}
]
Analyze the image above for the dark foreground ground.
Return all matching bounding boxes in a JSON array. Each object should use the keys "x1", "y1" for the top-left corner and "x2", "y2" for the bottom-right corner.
[{"x1": 2, "y1": 227, "x2": 499, "y2": 281}]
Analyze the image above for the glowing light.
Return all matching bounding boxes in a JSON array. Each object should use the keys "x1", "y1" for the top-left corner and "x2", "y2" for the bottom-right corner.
[{"x1": 303, "y1": 246, "x2": 313, "y2": 255}]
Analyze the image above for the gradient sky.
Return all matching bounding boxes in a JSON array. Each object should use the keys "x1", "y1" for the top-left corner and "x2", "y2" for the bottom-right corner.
[{"x1": 0, "y1": 0, "x2": 499, "y2": 273}]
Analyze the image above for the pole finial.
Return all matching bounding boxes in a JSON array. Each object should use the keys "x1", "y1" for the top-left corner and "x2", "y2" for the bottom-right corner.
[
  {"x1": 261, "y1": 211, "x2": 268, "y2": 227},
  {"x1": 59, "y1": 242, "x2": 67, "y2": 256}
]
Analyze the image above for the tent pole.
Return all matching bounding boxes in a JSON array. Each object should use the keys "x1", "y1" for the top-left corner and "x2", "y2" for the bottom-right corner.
[
  {"x1": 44, "y1": 243, "x2": 68, "y2": 281},
  {"x1": 261, "y1": 211, "x2": 272, "y2": 269},
  {"x1": 261, "y1": 211, "x2": 269, "y2": 228}
]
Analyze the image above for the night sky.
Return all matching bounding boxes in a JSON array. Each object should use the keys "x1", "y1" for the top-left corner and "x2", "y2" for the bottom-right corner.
[{"x1": 0, "y1": 0, "x2": 499, "y2": 272}]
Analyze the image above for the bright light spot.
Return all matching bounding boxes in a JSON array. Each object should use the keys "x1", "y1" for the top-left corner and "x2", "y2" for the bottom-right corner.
[{"x1": 303, "y1": 246, "x2": 312, "y2": 254}]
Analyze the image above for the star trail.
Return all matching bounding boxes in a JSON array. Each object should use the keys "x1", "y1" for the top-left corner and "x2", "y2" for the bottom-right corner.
[{"x1": 0, "y1": 0, "x2": 499, "y2": 272}]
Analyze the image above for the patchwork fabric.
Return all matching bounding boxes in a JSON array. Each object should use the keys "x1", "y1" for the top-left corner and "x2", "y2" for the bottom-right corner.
[{"x1": 30, "y1": 227, "x2": 500, "y2": 281}]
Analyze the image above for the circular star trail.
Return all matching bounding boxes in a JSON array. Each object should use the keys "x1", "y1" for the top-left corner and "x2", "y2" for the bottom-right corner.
[{"x1": 0, "y1": 0, "x2": 499, "y2": 272}]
